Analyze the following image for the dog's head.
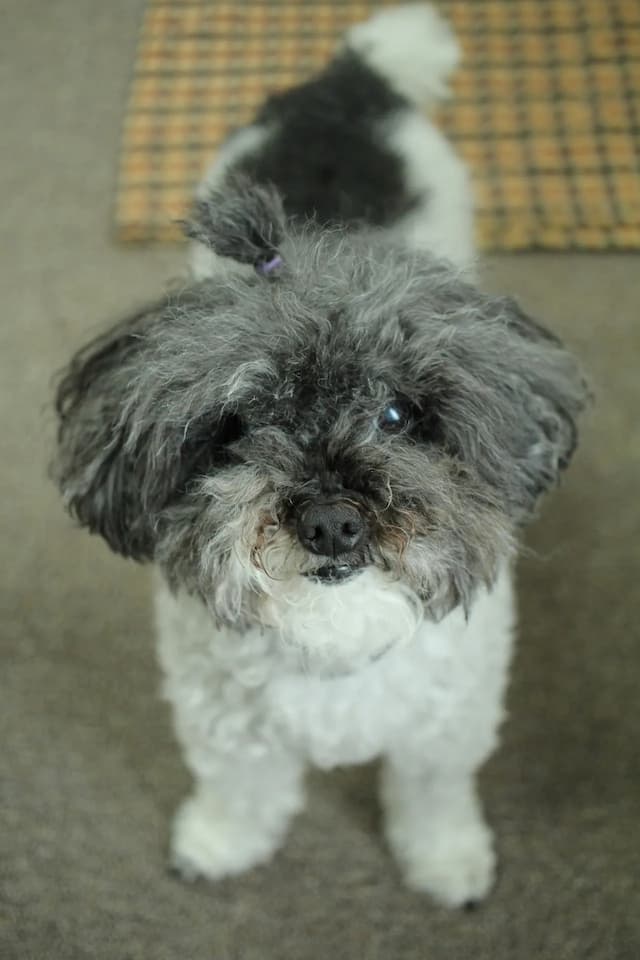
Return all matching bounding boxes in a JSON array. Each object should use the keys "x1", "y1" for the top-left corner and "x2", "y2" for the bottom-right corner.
[{"x1": 55, "y1": 182, "x2": 587, "y2": 671}]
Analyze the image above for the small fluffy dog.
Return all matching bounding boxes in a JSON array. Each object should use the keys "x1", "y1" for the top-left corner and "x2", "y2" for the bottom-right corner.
[{"x1": 55, "y1": 5, "x2": 587, "y2": 907}]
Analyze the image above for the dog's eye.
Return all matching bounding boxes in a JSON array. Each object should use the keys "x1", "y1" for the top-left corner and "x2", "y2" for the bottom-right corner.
[
  {"x1": 377, "y1": 401, "x2": 409, "y2": 432},
  {"x1": 215, "y1": 412, "x2": 244, "y2": 447}
]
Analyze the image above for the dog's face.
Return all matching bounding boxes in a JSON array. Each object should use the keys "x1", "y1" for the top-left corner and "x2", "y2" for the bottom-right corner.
[{"x1": 56, "y1": 184, "x2": 586, "y2": 670}]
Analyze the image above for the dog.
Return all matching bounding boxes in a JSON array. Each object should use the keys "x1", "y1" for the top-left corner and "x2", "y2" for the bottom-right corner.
[{"x1": 54, "y1": 5, "x2": 587, "y2": 907}]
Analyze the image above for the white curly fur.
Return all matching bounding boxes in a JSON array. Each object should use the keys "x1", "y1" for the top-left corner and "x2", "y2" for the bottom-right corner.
[
  {"x1": 157, "y1": 564, "x2": 514, "y2": 907},
  {"x1": 159, "y1": 5, "x2": 514, "y2": 908}
]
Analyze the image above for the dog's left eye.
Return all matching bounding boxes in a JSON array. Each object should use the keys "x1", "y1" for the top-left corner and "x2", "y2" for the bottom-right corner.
[{"x1": 377, "y1": 401, "x2": 409, "y2": 432}]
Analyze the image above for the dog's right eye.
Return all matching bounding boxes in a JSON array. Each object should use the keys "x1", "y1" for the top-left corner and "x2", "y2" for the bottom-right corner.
[
  {"x1": 174, "y1": 413, "x2": 245, "y2": 498},
  {"x1": 215, "y1": 412, "x2": 244, "y2": 447}
]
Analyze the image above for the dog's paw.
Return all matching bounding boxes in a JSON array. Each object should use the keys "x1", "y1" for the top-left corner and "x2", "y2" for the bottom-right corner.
[
  {"x1": 170, "y1": 793, "x2": 281, "y2": 882},
  {"x1": 394, "y1": 819, "x2": 496, "y2": 908}
]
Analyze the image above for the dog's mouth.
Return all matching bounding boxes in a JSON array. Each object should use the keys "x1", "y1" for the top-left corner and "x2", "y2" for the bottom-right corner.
[{"x1": 304, "y1": 563, "x2": 365, "y2": 585}]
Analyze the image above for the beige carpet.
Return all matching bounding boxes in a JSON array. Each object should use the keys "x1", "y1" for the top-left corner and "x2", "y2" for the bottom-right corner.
[{"x1": 1, "y1": 2, "x2": 639, "y2": 958}]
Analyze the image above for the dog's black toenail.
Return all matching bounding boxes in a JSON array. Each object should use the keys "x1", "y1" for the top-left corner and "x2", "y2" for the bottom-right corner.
[
  {"x1": 167, "y1": 860, "x2": 200, "y2": 883},
  {"x1": 463, "y1": 899, "x2": 479, "y2": 912}
]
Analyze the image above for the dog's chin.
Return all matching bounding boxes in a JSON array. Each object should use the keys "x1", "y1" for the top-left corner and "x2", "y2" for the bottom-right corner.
[{"x1": 260, "y1": 566, "x2": 423, "y2": 678}]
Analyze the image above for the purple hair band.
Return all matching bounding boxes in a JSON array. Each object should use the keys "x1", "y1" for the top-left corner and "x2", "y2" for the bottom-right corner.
[{"x1": 256, "y1": 254, "x2": 283, "y2": 275}]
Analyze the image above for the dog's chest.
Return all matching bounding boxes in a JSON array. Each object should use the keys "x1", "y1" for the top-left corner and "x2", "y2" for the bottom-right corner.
[
  {"x1": 155, "y1": 568, "x2": 514, "y2": 772},
  {"x1": 265, "y1": 576, "x2": 514, "y2": 769},
  {"x1": 266, "y1": 626, "x2": 465, "y2": 767}
]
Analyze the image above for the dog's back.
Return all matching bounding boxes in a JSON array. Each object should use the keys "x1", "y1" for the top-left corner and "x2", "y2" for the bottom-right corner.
[
  {"x1": 193, "y1": 4, "x2": 474, "y2": 276},
  {"x1": 238, "y1": 49, "x2": 414, "y2": 228}
]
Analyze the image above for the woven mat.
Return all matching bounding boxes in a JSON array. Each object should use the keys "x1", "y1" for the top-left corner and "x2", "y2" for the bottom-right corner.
[{"x1": 115, "y1": 0, "x2": 640, "y2": 251}]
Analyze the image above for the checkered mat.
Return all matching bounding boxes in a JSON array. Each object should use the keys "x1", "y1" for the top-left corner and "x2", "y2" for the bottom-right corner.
[{"x1": 116, "y1": 0, "x2": 640, "y2": 250}]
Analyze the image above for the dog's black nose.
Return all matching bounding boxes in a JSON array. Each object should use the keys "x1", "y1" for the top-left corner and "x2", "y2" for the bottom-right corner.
[{"x1": 297, "y1": 501, "x2": 365, "y2": 557}]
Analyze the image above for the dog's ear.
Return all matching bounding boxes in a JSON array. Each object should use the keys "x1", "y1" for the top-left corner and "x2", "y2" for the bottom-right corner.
[
  {"x1": 54, "y1": 301, "x2": 229, "y2": 560},
  {"x1": 484, "y1": 295, "x2": 589, "y2": 519},
  {"x1": 55, "y1": 303, "x2": 166, "y2": 559},
  {"x1": 413, "y1": 280, "x2": 588, "y2": 521},
  {"x1": 184, "y1": 175, "x2": 287, "y2": 270}
]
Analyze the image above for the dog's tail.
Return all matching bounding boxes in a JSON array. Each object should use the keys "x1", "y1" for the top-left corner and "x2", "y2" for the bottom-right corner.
[{"x1": 344, "y1": 3, "x2": 460, "y2": 108}]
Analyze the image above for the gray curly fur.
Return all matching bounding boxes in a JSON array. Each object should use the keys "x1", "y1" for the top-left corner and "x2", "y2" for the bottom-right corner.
[
  {"x1": 184, "y1": 177, "x2": 286, "y2": 266},
  {"x1": 55, "y1": 183, "x2": 587, "y2": 622}
]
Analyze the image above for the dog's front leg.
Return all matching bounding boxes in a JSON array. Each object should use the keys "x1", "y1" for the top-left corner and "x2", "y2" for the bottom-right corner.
[
  {"x1": 170, "y1": 746, "x2": 305, "y2": 882},
  {"x1": 380, "y1": 758, "x2": 495, "y2": 908},
  {"x1": 155, "y1": 583, "x2": 306, "y2": 881}
]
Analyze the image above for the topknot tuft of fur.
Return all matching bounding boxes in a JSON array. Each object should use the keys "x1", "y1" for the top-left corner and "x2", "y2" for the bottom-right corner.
[{"x1": 183, "y1": 176, "x2": 287, "y2": 267}]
